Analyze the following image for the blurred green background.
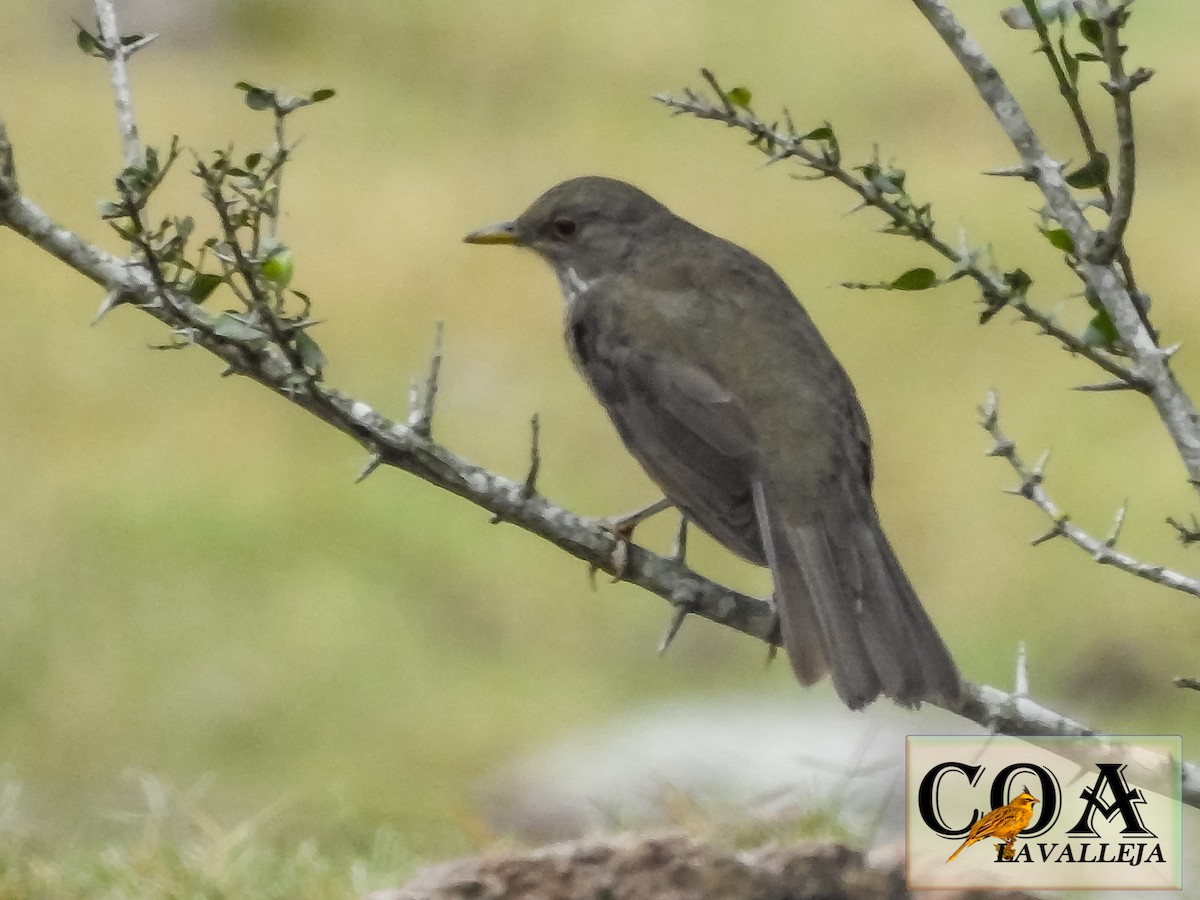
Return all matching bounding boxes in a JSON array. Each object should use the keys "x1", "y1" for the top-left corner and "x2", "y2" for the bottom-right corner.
[{"x1": 2, "y1": 0, "x2": 1199, "y2": 863}]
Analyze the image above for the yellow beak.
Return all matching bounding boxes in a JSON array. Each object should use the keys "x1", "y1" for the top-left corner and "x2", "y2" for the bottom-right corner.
[{"x1": 463, "y1": 220, "x2": 519, "y2": 245}]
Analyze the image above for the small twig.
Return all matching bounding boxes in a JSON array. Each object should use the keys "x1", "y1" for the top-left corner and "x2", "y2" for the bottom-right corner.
[
  {"x1": 93, "y1": 0, "x2": 142, "y2": 167},
  {"x1": 268, "y1": 112, "x2": 287, "y2": 241},
  {"x1": 1174, "y1": 677, "x2": 1200, "y2": 693},
  {"x1": 408, "y1": 321, "x2": 444, "y2": 437},
  {"x1": 197, "y1": 164, "x2": 310, "y2": 380},
  {"x1": 489, "y1": 412, "x2": 542, "y2": 522},
  {"x1": 1104, "y1": 500, "x2": 1128, "y2": 548},
  {"x1": 1020, "y1": 0, "x2": 1105, "y2": 177},
  {"x1": 980, "y1": 392, "x2": 1200, "y2": 597},
  {"x1": 521, "y1": 413, "x2": 541, "y2": 499},
  {"x1": 1165, "y1": 515, "x2": 1200, "y2": 546},
  {"x1": 0, "y1": 118, "x2": 18, "y2": 206},
  {"x1": 1095, "y1": 2, "x2": 1151, "y2": 264}
]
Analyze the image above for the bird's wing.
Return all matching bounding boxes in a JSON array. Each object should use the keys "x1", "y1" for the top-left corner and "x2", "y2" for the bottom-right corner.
[
  {"x1": 567, "y1": 262, "x2": 958, "y2": 709},
  {"x1": 568, "y1": 302, "x2": 764, "y2": 562}
]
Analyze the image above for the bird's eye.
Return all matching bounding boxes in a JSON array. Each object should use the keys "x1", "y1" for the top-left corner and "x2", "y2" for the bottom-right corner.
[{"x1": 551, "y1": 217, "x2": 577, "y2": 241}]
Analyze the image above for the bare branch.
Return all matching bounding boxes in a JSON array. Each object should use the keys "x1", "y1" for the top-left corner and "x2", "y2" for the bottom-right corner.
[
  {"x1": 407, "y1": 321, "x2": 444, "y2": 437},
  {"x1": 1095, "y1": 2, "x2": 1153, "y2": 259},
  {"x1": 980, "y1": 392, "x2": 1200, "y2": 597},
  {"x1": 268, "y1": 113, "x2": 286, "y2": 241},
  {"x1": 93, "y1": 0, "x2": 144, "y2": 167},
  {"x1": 520, "y1": 413, "x2": 541, "y2": 499}
]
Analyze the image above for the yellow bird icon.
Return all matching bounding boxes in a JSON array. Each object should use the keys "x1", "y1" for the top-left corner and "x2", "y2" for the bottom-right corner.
[{"x1": 947, "y1": 789, "x2": 1040, "y2": 862}]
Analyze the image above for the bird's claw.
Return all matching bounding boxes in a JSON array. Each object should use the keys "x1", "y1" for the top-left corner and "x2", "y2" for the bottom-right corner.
[{"x1": 590, "y1": 498, "x2": 674, "y2": 584}]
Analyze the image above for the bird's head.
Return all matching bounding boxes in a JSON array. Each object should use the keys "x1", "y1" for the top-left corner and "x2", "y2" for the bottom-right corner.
[
  {"x1": 463, "y1": 176, "x2": 672, "y2": 283},
  {"x1": 1014, "y1": 789, "x2": 1040, "y2": 808}
]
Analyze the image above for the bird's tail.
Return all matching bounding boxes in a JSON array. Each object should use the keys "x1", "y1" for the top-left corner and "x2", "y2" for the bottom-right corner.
[
  {"x1": 946, "y1": 839, "x2": 970, "y2": 863},
  {"x1": 753, "y1": 480, "x2": 962, "y2": 710}
]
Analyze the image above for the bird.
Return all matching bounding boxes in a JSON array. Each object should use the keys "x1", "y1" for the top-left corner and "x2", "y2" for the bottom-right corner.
[
  {"x1": 946, "y1": 789, "x2": 1039, "y2": 862},
  {"x1": 464, "y1": 175, "x2": 961, "y2": 710}
]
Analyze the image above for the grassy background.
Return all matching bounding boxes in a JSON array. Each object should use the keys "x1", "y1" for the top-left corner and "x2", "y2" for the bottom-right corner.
[{"x1": 2, "y1": 0, "x2": 1199, "y2": 887}]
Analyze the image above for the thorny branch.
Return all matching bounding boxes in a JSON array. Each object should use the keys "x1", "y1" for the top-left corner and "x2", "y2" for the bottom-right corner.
[
  {"x1": 653, "y1": 74, "x2": 1145, "y2": 389},
  {"x1": 979, "y1": 392, "x2": 1200, "y2": 598},
  {"x1": 1, "y1": 0, "x2": 1198, "y2": 811},
  {"x1": 1017, "y1": 0, "x2": 1144, "y2": 318},
  {"x1": 910, "y1": 0, "x2": 1200, "y2": 502},
  {"x1": 90, "y1": 0, "x2": 154, "y2": 167}
]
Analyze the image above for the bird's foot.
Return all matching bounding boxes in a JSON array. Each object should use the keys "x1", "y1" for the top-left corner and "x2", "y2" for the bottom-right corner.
[
  {"x1": 589, "y1": 498, "x2": 674, "y2": 585},
  {"x1": 602, "y1": 497, "x2": 674, "y2": 543}
]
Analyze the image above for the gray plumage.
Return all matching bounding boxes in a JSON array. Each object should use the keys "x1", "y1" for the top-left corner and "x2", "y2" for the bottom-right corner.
[{"x1": 465, "y1": 176, "x2": 961, "y2": 710}]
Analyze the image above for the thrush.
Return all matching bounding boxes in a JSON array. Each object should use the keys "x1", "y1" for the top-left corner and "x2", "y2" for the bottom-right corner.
[
  {"x1": 464, "y1": 176, "x2": 961, "y2": 710},
  {"x1": 946, "y1": 790, "x2": 1039, "y2": 862}
]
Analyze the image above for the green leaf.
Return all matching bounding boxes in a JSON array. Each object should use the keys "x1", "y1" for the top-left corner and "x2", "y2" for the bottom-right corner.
[
  {"x1": 211, "y1": 314, "x2": 268, "y2": 341},
  {"x1": 1065, "y1": 152, "x2": 1109, "y2": 189},
  {"x1": 890, "y1": 267, "x2": 938, "y2": 291},
  {"x1": 726, "y1": 86, "x2": 752, "y2": 108},
  {"x1": 1044, "y1": 228, "x2": 1075, "y2": 253},
  {"x1": 310, "y1": 88, "x2": 336, "y2": 103},
  {"x1": 261, "y1": 248, "x2": 294, "y2": 287},
  {"x1": 75, "y1": 26, "x2": 102, "y2": 56},
  {"x1": 801, "y1": 125, "x2": 833, "y2": 141},
  {"x1": 293, "y1": 329, "x2": 326, "y2": 374},
  {"x1": 1040, "y1": 227, "x2": 1075, "y2": 253},
  {"x1": 235, "y1": 81, "x2": 276, "y2": 111},
  {"x1": 187, "y1": 273, "x2": 223, "y2": 302},
  {"x1": 1082, "y1": 309, "x2": 1119, "y2": 350},
  {"x1": 1003, "y1": 268, "x2": 1032, "y2": 295},
  {"x1": 244, "y1": 152, "x2": 262, "y2": 169},
  {"x1": 97, "y1": 201, "x2": 126, "y2": 220},
  {"x1": 1079, "y1": 17, "x2": 1103, "y2": 50},
  {"x1": 119, "y1": 33, "x2": 146, "y2": 47},
  {"x1": 1075, "y1": 52, "x2": 1103, "y2": 62}
]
